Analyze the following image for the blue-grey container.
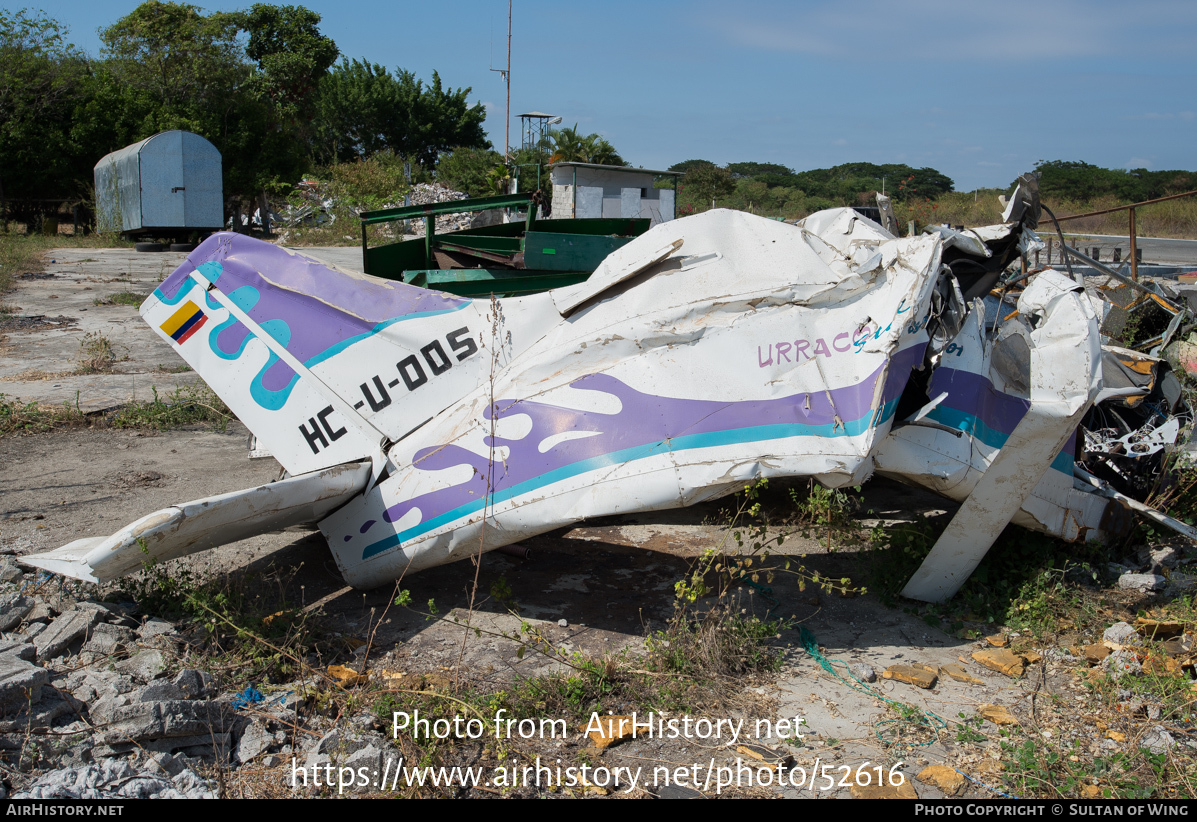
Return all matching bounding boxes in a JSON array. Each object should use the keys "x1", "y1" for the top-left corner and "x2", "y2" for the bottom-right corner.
[{"x1": 94, "y1": 131, "x2": 223, "y2": 235}]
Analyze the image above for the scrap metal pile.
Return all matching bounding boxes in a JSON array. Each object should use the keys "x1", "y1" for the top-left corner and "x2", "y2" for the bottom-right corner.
[{"x1": 24, "y1": 173, "x2": 1197, "y2": 602}]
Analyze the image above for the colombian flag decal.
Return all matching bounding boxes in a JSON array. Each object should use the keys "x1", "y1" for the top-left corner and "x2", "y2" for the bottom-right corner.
[{"x1": 160, "y1": 301, "x2": 208, "y2": 345}]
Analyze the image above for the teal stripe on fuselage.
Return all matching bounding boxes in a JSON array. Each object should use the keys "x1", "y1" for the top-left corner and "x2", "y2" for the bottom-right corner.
[
  {"x1": 926, "y1": 406, "x2": 1075, "y2": 476},
  {"x1": 361, "y1": 406, "x2": 895, "y2": 560}
]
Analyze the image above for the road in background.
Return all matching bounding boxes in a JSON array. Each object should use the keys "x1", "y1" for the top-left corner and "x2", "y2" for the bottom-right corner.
[{"x1": 1057, "y1": 233, "x2": 1197, "y2": 267}]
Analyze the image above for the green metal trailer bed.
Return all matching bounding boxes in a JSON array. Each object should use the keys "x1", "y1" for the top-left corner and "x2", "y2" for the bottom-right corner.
[{"x1": 359, "y1": 192, "x2": 649, "y2": 297}]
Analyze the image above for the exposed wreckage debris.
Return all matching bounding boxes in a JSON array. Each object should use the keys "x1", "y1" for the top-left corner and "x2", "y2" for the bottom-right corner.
[{"x1": 23, "y1": 176, "x2": 1196, "y2": 603}]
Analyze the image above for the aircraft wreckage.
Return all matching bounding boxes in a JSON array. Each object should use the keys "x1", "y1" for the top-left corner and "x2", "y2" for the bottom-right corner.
[{"x1": 24, "y1": 177, "x2": 1196, "y2": 602}]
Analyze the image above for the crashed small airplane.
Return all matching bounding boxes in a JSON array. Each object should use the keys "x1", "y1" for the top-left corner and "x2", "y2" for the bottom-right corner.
[{"x1": 24, "y1": 176, "x2": 1195, "y2": 602}]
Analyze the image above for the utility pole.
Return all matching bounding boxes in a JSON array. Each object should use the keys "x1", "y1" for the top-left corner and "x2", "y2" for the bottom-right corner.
[{"x1": 505, "y1": 0, "x2": 511, "y2": 163}]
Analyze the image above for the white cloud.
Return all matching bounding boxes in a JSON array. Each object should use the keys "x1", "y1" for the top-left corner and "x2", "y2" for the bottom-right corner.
[
  {"x1": 1127, "y1": 157, "x2": 1153, "y2": 169},
  {"x1": 706, "y1": 0, "x2": 1196, "y2": 61},
  {"x1": 832, "y1": 138, "x2": 848, "y2": 146}
]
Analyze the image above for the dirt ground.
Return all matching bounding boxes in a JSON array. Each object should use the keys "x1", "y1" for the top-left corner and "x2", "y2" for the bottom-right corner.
[{"x1": 0, "y1": 244, "x2": 1114, "y2": 799}]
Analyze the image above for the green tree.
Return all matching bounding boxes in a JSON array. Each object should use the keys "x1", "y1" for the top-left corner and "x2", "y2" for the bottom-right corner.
[
  {"x1": 313, "y1": 58, "x2": 488, "y2": 168},
  {"x1": 236, "y1": 4, "x2": 337, "y2": 118},
  {"x1": 100, "y1": 1, "x2": 245, "y2": 117},
  {"x1": 546, "y1": 125, "x2": 624, "y2": 165},
  {"x1": 0, "y1": 9, "x2": 89, "y2": 221},
  {"x1": 679, "y1": 161, "x2": 734, "y2": 210},
  {"x1": 668, "y1": 159, "x2": 716, "y2": 175},
  {"x1": 437, "y1": 146, "x2": 506, "y2": 197}
]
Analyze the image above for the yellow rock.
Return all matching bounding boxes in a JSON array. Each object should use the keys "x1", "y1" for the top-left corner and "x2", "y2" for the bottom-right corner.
[
  {"x1": 972, "y1": 649, "x2": 1025, "y2": 677},
  {"x1": 940, "y1": 664, "x2": 984, "y2": 685},
  {"x1": 1106, "y1": 730, "x2": 1126, "y2": 743},
  {"x1": 973, "y1": 760, "x2": 1003, "y2": 778},
  {"x1": 1083, "y1": 643, "x2": 1110, "y2": 664},
  {"x1": 881, "y1": 665, "x2": 938, "y2": 689},
  {"x1": 917, "y1": 765, "x2": 965, "y2": 796},
  {"x1": 985, "y1": 634, "x2": 1009, "y2": 648},
  {"x1": 1020, "y1": 651, "x2": 1043, "y2": 665},
  {"x1": 978, "y1": 704, "x2": 1018, "y2": 726},
  {"x1": 327, "y1": 664, "x2": 368, "y2": 688},
  {"x1": 1082, "y1": 785, "x2": 1102, "y2": 799},
  {"x1": 849, "y1": 766, "x2": 917, "y2": 799},
  {"x1": 580, "y1": 715, "x2": 636, "y2": 749},
  {"x1": 422, "y1": 673, "x2": 452, "y2": 691}
]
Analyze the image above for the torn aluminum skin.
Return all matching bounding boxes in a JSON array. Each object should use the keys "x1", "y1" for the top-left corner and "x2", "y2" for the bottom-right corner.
[{"x1": 24, "y1": 203, "x2": 1167, "y2": 602}]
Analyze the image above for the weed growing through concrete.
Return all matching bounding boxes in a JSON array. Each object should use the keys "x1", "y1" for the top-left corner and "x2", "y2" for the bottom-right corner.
[
  {"x1": 74, "y1": 331, "x2": 125, "y2": 374},
  {"x1": 93, "y1": 291, "x2": 145, "y2": 307},
  {"x1": 109, "y1": 383, "x2": 231, "y2": 430}
]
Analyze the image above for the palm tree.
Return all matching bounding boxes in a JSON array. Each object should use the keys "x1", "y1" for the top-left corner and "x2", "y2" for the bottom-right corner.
[{"x1": 546, "y1": 125, "x2": 624, "y2": 166}]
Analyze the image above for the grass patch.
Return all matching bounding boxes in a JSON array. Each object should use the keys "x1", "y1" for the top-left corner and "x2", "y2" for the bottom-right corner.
[
  {"x1": 0, "y1": 232, "x2": 133, "y2": 294},
  {"x1": 75, "y1": 331, "x2": 126, "y2": 374},
  {"x1": 118, "y1": 558, "x2": 320, "y2": 684},
  {"x1": 109, "y1": 382, "x2": 231, "y2": 430},
  {"x1": 157, "y1": 362, "x2": 193, "y2": 373},
  {"x1": 0, "y1": 381, "x2": 232, "y2": 437},
  {"x1": 94, "y1": 291, "x2": 145, "y2": 307},
  {"x1": 0, "y1": 393, "x2": 87, "y2": 435}
]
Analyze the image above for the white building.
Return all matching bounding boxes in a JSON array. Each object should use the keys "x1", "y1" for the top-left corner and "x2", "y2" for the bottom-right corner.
[{"x1": 548, "y1": 162, "x2": 680, "y2": 225}]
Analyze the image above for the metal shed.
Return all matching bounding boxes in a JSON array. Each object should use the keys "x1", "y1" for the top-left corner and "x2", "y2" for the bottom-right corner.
[{"x1": 94, "y1": 130, "x2": 223, "y2": 235}]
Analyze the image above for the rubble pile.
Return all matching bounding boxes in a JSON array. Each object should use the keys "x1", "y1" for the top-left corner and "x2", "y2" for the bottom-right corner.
[
  {"x1": 406, "y1": 183, "x2": 474, "y2": 233},
  {"x1": 0, "y1": 555, "x2": 401, "y2": 797}
]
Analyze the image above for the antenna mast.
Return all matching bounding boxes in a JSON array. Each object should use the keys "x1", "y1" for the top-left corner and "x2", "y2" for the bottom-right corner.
[{"x1": 505, "y1": 0, "x2": 511, "y2": 163}]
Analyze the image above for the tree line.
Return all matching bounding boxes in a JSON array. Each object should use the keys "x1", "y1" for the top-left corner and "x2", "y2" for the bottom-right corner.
[{"x1": 0, "y1": 2, "x2": 489, "y2": 226}]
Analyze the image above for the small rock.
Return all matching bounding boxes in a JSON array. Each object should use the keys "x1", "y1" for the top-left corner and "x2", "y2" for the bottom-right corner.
[
  {"x1": 851, "y1": 663, "x2": 877, "y2": 683},
  {"x1": 881, "y1": 664, "x2": 937, "y2": 689},
  {"x1": 145, "y1": 752, "x2": 185, "y2": 778},
  {"x1": 848, "y1": 765, "x2": 917, "y2": 799},
  {"x1": 82, "y1": 623, "x2": 136, "y2": 656},
  {"x1": 939, "y1": 664, "x2": 983, "y2": 685},
  {"x1": 985, "y1": 634, "x2": 1009, "y2": 648},
  {"x1": 171, "y1": 669, "x2": 217, "y2": 700},
  {"x1": 1149, "y1": 547, "x2": 1181, "y2": 569},
  {"x1": 134, "y1": 681, "x2": 185, "y2": 702},
  {"x1": 978, "y1": 704, "x2": 1018, "y2": 726},
  {"x1": 1141, "y1": 725, "x2": 1175, "y2": 755},
  {"x1": 558, "y1": 619, "x2": 568, "y2": 628},
  {"x1": 1083, "y1": 643, "x2": 1111, "y2": 664},
  {"x1": 916, "y1": 764, "x2": 965, "y2": 796},
  {"x1": 24, "y1": 602, "x2": 53, "y2": 625},
  {"x1": 971, "y1": 649, "x2": 1025, "y2": 677},
  {"x1": 345, "y1": 745, "x2": 383, "y2": 786},
  {"x1": 0, "y1": 655, "x2": 49, "y2": 709},
  {"x1": 1162, "y1": 635, "x2": 1192, "y2": 657},
  {"x1": 1118, "y1": 573, "x2": 1167, "y2": 593},
  {"x1": 235, "y1": 721, "x2": 273, "y2": 764},
  {"x1": 1104, "y1": 622, "x2": 1141, "y2": 645},
  {"x1": 0, "y1": 595, "x2": 35, "y2": 632},
  {"x1": 1101, "y1": 649, "x2": 1142, "y2": 679},
  {"x1": 1134, "y1": 618, "x2": 1184, "y2": 640},
  {"x1": 116, "y1": 649, "x2": 166, "y2": 683},
  {"x1": 138, "y1": 618, "x2": 176, "y2": 639},
  {"x1": 0, "y1": 638, "x2": 36, "y2": 662},
  {"x1": 580, "y1": 715, "x2": 636, "y2": 749},
  {"x1": 33, "y1": 608, "x2": 101, "y2": 660}
]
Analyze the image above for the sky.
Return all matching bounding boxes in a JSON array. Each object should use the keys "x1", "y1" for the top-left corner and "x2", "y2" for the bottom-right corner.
[{"x1": 13, "y1": 0, "x2": 1197, "y2": 192}]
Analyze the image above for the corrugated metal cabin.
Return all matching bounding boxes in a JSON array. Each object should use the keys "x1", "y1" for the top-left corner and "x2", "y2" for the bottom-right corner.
[{"x1": 94, "y1": 131, "x2": 223, "y2": 235}]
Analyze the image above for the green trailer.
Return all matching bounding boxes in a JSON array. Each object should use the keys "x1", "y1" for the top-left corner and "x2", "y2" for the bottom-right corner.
[{"x1": 359, "y1": 192, "x2": 649, "y2": 298}]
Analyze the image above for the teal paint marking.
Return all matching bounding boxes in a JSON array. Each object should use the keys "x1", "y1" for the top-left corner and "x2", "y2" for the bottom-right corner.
[
  {"x1": 361, "y1": 411, "x2": 885, "y2": 560},
  {"x1": 927, "y1": 406, "x2": 1074, "y2": 476}
]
